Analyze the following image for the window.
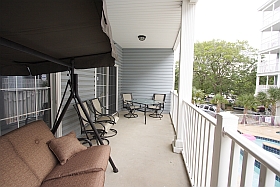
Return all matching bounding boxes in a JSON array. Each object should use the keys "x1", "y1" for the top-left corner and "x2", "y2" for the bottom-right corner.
[
  {"x1": 96, "y1": 66, "x2": 117, "y2": 112},
  {"x1": 0, "y1": 75, "x2": 51, "y2": 136},
  {"x1": 96, "y1": 67, "x2": 107, "y2": 113}
]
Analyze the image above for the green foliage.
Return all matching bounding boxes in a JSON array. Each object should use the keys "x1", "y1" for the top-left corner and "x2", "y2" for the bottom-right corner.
[
  {"x1": 192, "y1": 87, "x2": 205, "y2": 104},
  {"x1": 256, "y1": 91, "x2": 269, "y2": 108},
  {"x1": 259, "y1": 76, "x2": 267, "y2": 85},
  {"x1": 192, "y1": 40, "x2": 257, "y2": 95},
  {"x1": 235, "y1": 94, "x2": 257, "y2": 115},
  {"x1": 210, "y1": 93, "x2": 228, "y2": 113},
  {"x1": 174, "y1": 61, "x2": 179, "y2": 90},
  {"x1": 267, "y1": 87, "x2": 280, "y2": 116}
]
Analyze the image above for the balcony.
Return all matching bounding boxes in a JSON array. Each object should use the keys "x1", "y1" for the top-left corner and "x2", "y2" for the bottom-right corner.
[
  {"x1": 257, "y1": 59, "x2": 280, "y2": 74},
  {"x1": 256, "y1": 85, "x2": 278, "y2": 93},
  {"x1": 260, "y1": 32, "x2": 280, "y2": 53},
  {"x1": 103, "y1": 91, "x2": 280, "y2": 186},
  {"x1": 104, "y1": 111, "x2": 191, "y2": 186},
  {"x1": 261, "y1": 8, "x2": 280, "y2": 30},
  {"x1": 1, "y1": 1, "x2": 280, "y2": 186}
]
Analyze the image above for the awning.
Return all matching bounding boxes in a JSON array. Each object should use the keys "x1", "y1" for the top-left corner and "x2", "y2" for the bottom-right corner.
[{"x1": 0, "y1": 0, "x2": 116, "y2": 76}]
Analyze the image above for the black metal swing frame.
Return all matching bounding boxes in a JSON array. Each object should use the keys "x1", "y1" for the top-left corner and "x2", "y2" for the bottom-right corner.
[{"x1": 0, "y1": 38, "x2": 118, "y2": 173}]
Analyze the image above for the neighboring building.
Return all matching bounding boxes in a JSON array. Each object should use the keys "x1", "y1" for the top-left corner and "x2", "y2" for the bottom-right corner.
[{"x1": 255, "y1": 0, "x2": 280, "y2": 94}]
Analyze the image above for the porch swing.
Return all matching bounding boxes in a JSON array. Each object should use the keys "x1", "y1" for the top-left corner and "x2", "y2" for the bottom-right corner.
[{"x1": 0, "y1": 1, "x2": 118, "y2": 186}]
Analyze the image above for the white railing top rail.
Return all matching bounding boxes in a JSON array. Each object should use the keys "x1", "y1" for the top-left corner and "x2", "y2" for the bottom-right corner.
[
  {"x1": 170, "y1": 90, "x2": 178, "y2": 96},
  {"x1": 224, "y1": 127, "x2": 280, "y2": 176},
  {"x1": 182, "y1": 98, "x2": 217, "y2": 126}
]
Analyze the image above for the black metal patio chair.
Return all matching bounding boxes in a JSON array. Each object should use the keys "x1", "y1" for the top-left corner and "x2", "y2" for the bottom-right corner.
[
  {"x1": 121, "y1": 93, "x2": 140, "y2": 118},
  {"x1": 73, "y1": 101, "x2": 117, "y2": 145},
  {"x1": 148, "y1": 93, "x2": 166, "y2": 119},
  {"x1": 87, "y1": 97, "x2": 119, "y2": 125}
]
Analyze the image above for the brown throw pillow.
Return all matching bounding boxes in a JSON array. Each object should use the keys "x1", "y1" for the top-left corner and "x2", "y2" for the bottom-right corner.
[{"x1": 48, "y1": 131, "x2": 87, "y2": 165}]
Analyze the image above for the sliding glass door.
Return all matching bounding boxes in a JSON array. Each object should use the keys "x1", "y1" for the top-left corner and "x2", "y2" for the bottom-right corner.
[{"x1": 96, "y1": 66, "x2": 117, "y2": 112}]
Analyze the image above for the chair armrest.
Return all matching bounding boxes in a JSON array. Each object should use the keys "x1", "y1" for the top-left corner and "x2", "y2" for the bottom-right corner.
[{"x1": 96, "y1": 114, "x2": 117, "y2": 124}]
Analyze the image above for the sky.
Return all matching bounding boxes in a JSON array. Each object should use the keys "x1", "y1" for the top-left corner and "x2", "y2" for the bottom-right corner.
[{"x1": 194, "y1": 0, "x2": 268, "y2": 49}]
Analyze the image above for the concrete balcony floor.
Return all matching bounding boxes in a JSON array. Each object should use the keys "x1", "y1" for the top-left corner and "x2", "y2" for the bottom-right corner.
[{"x1": 104, "y1": 111, "x2": 191, "y2": 187}]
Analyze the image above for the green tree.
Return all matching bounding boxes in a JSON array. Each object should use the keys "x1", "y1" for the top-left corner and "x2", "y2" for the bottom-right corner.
[
  {"x1": 193, "y1": 40, "x2": 257, "y2": 95},
  {"x1": 192, "y1": 87, "x2": 205, "y2": 105},
  {"x1": 174, "y1": 61, "x2": 179, "y2": 91},
  {"x1": 210, "y1": 93, "x2": 228, "y2": 113},
  {"x1": 236, "y1": 94, "x2": 257, "y2": 124},
  {"x1": 267, "y1": 87, "x2": 280, "y2": 116},
  {"x1": 256, "y1": 91, "x2": 269, "y2": 113}
]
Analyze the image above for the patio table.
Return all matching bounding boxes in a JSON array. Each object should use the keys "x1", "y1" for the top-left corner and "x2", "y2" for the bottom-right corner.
[{"x1": 129, "y1": 99, "x2": 161, "y2": 124}]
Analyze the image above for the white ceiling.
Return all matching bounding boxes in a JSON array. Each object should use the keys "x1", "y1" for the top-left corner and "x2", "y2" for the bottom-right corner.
[{"x1": 106, "y1": 0, "x2": 182, "y2": 49}]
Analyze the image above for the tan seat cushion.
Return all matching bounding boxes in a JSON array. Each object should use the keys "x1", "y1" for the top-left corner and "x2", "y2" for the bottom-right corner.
[
  {"x1": 2, "y1": 120, "x2": 57, "y2": 182},
  {"x1": 0, "y1": 136, "x2": 41, "y2": 187},
  {"x1": 148, "y1": 105, "x2": 160, "y2": 109},
  {"x1": 48, "y1": 131, "x2": 87, "y2": 165},
  {"x1": 113, "y1": 115, "x2": 119, "y2": 123},
  {"x1": 44, "y1": 145, "x2": 111, "y2": 181},
  {"x1": 41, "y1": 171, "x2": 105, "y2": 187}
]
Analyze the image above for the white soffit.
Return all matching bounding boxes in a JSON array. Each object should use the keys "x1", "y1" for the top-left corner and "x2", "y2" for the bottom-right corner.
[{"x1": 106, "y1": 0, "x2": 182, "y2": 49}]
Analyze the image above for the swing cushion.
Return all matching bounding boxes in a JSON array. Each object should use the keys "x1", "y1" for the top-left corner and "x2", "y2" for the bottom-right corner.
[
  {"x1": 48, "y1": 131, "x2": 87, "y2": 165},
  {"x1": 0, "y1": 120, "x2": 111, "y2": 187}
]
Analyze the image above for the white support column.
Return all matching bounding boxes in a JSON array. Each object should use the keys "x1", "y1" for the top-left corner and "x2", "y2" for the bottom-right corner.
[
  {"x1": 50, "y1": 72, "x2": 62, "y2": 137},
  {"x1": 115, "y1": 64, "x2": 119, "y2": 111},
  {"x1": 210, "y1": 112, "x2": 238, "y2": 187},
  {"x1": 106, "y1": 67, "x2": 109, "y2": 109},
  {"x1": 255, "y1": 76, "x2": 260, "y2": 95},
  {"x1": 266, "y1": 75, "x2": 269, "y2": 89},
  {"x1": 172, "y1": 0, "x2": 197, "y2": 153}
]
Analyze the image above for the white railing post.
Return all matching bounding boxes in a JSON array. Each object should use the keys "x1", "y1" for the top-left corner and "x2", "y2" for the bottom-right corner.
[
  {"x1": 259, "y1": 164, "x2": 275, "y2": 187},
  {"x1": 210, "y1": 112, "x2": 238, "y2": 187},
  {"x1": 228, "y1": 141, "x2": 241, "y2": 187},
  {"x1": 240, "y1": 151, "x2": 255, "y2": 187}
]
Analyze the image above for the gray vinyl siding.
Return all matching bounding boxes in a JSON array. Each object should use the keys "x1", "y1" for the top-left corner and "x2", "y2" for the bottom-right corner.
[
  {"x1": 121, "y1": 48, "x2": 174, "y2": 113},
  {"x1": 59, "y1": 47, "x2": 174, "y2": 135},
  {"x1": 61, "y1": 68, "x2": 95, "y2": 136}
]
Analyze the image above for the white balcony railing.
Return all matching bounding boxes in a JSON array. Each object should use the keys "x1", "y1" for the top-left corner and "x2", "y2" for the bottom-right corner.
[
  {"x1": 170, "y1": 91, "x2": 280, "y2": 186},
  {"x1": 256, "y1": 85, "x2": 277, "y2": 93},
  {"x1": 257, "y1": 59, "x2": 280, "y2": 73},
  {"x1": 262, "y1": 8, "x2": 280, "y2": 28},
  {"x1": 261, "y1": 33, "x2": 280, "y2": 51}
]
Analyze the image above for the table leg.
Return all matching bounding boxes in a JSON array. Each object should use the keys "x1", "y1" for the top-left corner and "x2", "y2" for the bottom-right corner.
[{"x1": 144, "y1": 104, "x2": 147, "y2": 124}]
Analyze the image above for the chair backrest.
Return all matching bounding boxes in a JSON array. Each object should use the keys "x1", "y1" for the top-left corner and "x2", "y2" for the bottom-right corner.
[
  {"x1": 122, "y1": 93, "x2": 132, "y2": 101},
  {"x1": 153, "y1": 94, "x2": 166, "y2": 102},
  {"x1": 74, "y1": 101, "x2": 90, "y2": 126},
  {"x1": 153, "y1": 94, "x2": 166, "y2": 109},
  {"x1": 73, "y1": 101, "x2": 91, "y2": 139},
  {"x1": 121, "y1": 93, "x2": 133, "y2": 108},
  {"x1": 90, "y1": 98, "x2": 103, "y2": 114}
]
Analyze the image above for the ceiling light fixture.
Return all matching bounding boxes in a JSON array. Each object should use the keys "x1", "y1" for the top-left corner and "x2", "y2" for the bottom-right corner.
[{"x1": 138, "y1": 35, "x2": 146, "y2": 41}]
